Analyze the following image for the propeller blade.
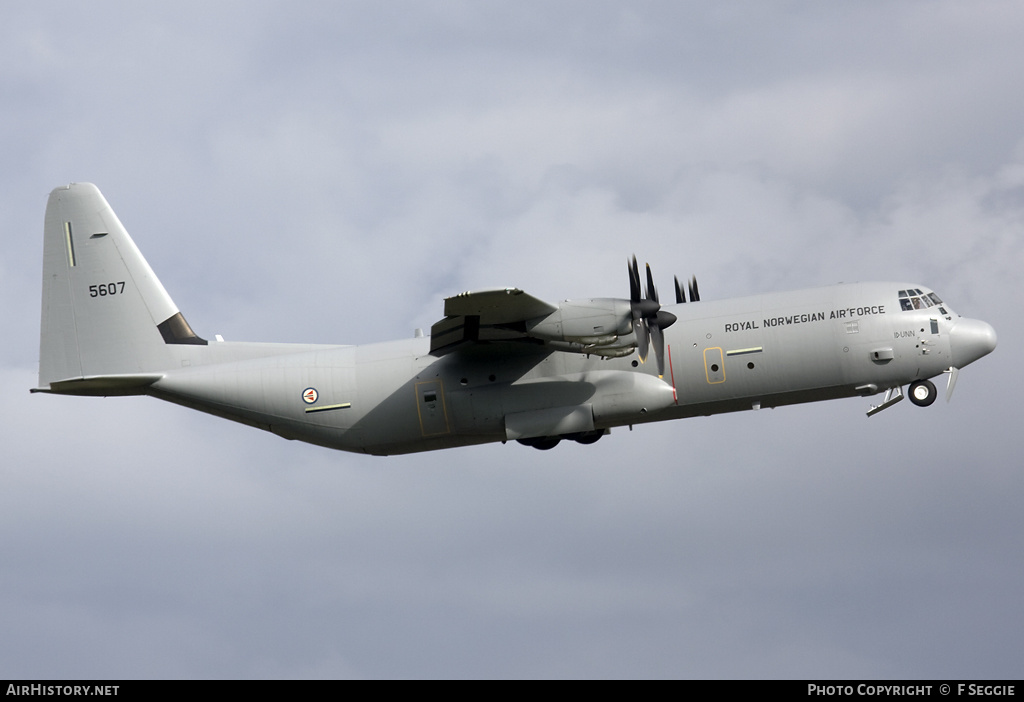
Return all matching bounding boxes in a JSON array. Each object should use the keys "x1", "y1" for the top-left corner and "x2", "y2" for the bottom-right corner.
[
  {"x1": 945, "y1": 366, "x2": 960, "y2": 402},
  {"x1": 645, "y1": 263, "x2": 659, "y2": 303},
  {"x1": 651, "y1": 323, "x2": 666, "y2": 376},
  {"x1": 629, "y1": 256, "x2": 642, "y2": 303},
  {"x1": 674, "y1": 275, "x2": 686, "y2": 303},
  {"x1": 688, "y1": 276, "x2": 700, "y2": 302},
  {"x1": 634, "y1": 317, "x2": 650, "y2": 362}
]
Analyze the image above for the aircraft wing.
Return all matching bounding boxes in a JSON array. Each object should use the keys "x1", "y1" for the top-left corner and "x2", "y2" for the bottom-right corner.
[{"x1": 429, "y1": 288, "x2": 558, "y2": 355}]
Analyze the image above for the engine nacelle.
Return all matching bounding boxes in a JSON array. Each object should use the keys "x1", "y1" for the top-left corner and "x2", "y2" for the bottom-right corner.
[{"x1": 526, "y1": 298, "x2": 633, "y2": 348}]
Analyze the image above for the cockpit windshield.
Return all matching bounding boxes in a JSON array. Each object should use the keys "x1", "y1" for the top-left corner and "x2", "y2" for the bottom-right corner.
[{"x1": 898, "y1": 289, "x2": 949, "y2": 316}]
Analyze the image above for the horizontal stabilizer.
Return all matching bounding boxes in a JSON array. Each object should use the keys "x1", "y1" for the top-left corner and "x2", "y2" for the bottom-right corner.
[{"x1": 31, "y1": 373, "x2": 164, "y2": 397}]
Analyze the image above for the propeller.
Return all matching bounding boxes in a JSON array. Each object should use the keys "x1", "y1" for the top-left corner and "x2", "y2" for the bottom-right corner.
[
  {"x1": 674, "y1": 275, "x2": 700, "y2": 304},
  {"x1": 628, "y1": 256, "x2": 677, "y2": 377}
]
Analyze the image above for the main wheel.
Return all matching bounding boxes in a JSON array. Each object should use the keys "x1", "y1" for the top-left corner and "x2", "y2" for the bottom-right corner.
[
  {"x1": 570, "y1": 431, "x2": 604, "y2": 445},
  {"x1": 516, "y1": 437, "x2": 561, "y2": 450},
  {"x1": 908, "y1": 379, "x2": 937, "y2": 407},
  {"x1": 564, "y1": 431, "x2": 603, "y2": 445}
]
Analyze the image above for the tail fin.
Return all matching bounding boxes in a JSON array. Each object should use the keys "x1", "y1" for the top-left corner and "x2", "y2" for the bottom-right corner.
[{"x1": 35, "y1": 183, "x2": 206, "y2": 395}]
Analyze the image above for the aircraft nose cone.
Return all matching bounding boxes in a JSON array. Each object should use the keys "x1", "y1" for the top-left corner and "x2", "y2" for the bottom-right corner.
[{"x1": 949, "y1": 318, "x2": 997, "y2": 368}]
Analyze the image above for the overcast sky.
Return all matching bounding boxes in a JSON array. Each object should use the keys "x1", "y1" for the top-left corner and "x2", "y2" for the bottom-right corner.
[{"x1": 2, "y1": 1, "x2": 1022, "y2": 679}]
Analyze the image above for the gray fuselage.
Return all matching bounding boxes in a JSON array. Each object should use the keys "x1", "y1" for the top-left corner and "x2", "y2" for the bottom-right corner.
[{"x1": 146, "y1": 281, "x2": 987, "y2": 455}]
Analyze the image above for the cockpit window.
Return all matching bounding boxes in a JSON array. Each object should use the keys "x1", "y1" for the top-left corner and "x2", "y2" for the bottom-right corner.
[{"x1": 898, "y1": 289, "x2": 941, "y2": 312}]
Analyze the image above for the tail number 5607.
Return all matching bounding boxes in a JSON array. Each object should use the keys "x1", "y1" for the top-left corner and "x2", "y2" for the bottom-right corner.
[{"x1": 89, "y1": 282, "x2": 126, "y2": 297}]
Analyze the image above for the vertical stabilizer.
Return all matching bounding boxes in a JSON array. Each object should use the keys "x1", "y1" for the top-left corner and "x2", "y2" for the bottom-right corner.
[{"x1": 37, "y1": 183, "x2": 205, "y2": 394}]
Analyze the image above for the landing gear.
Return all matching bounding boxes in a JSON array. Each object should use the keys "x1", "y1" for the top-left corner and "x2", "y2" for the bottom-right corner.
[
  {"x1": 908, "y1": 379, "x2": 937, "y2": 407},
  {"x1": 564, "y1": 430, "x2": 604, "y2": 445},
  {"x1": 517, "y1": 430, "x2": 606, "y2": 449},
  {"x1": 516, "y1": 436, "x2": 561, "y2": 450}
]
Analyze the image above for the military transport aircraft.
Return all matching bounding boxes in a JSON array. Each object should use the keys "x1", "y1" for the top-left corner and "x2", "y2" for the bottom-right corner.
[{"x1": 33, "y1": 183, "x2": 997, "y2": 455}]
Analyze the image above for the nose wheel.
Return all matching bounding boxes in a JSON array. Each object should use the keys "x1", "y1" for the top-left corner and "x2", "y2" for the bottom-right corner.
[{"x1": 908, "y1": 379, "x2": 938, "y2": 407}]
